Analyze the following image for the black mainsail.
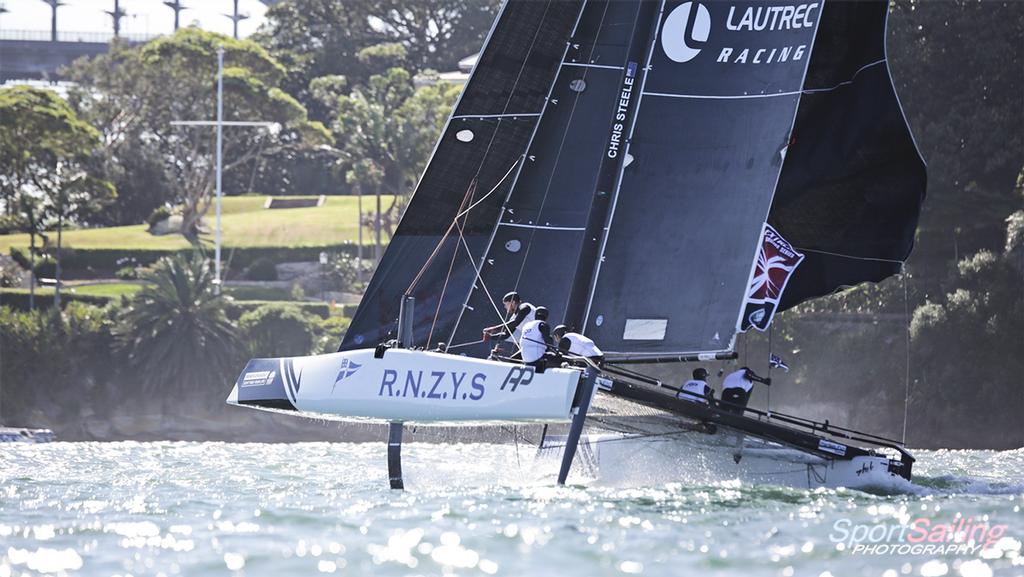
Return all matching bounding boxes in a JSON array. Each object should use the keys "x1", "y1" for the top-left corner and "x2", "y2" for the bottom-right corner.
[
  {"x1": 770, "y1": 0, "x2": 927, "y2": 310},
  {"x1": 341, "y1": 0, "x2": 926, "y2": 365}
]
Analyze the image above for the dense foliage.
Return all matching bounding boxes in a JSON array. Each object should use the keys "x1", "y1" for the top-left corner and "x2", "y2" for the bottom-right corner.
[
  {"x1": 113, "y1": 254, "x2": 239, "y2": 393},
  {"x1": 64, "y1": 29, "x2": 329, "y2": 237},
  {"x1": 0, "y1": 258, "x2": 343, "y2": 430}
]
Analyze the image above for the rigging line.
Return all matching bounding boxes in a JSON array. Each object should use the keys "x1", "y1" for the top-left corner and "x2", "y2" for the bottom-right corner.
[
  {"x1": 445, "y1": 338, "x2": 487, "y2": 351},
  {"x1": 901, "y1": 265, "x2": 911, "y2": 446},
  {"x1": 426, "y1": 236, "x2": 463, "y2": 348},
  {"x1": 453, "y1": 158, "x2": 523, "y2": 221},
  {"x1": 424, "y1": 158, "x2": 521, "y2": 346},
  {"x1": 455, "y1": 218, "x2": 522, "y2": 349},
  {"x1": 794, "y1": 246, "x2": 906, "y2": 264},
  {"x1": 767, "y1": 325, "x2": 773, "y2": 413},
  {"x1": 802, "y1": 59, "x2": 886, "y2": 94},
  {"x1": 513, "y1": 0, "x2": 615, "y2": 291},
  {"x1": 406, "y1": 178, "x2": 478, "y2": 295}
]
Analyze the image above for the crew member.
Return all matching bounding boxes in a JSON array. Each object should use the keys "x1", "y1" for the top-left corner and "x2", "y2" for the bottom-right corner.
[
  {"x1": 519, "y1": 306, "x2": 553, "y2": 370},
  {"x1": 677, "y1": 368, "x2": 713, "y2": 405},
  {"x1": 482, "y1": 291, "x2": 536, "y2": 344},
  {"x1": 552, "y1": 325, "x2": 604, "y2": 364},
  {"x1": 720, "y1": 366, "x2": 771, "y2": 414}
]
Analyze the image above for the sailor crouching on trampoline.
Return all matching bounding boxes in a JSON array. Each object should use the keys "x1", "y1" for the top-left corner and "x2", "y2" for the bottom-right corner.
[
  {"x1": 518, "y1": 306, "x2": 553, "y2": 371},
  {"x1": 552, "y1": 325, "x2": 604, "y2": 366},
  {"x1": 677, "y1": 368, "x2": 714, "y2": 405},
  {"x1": 720, "y1": 367, "x2": 771, "y2": 414}
]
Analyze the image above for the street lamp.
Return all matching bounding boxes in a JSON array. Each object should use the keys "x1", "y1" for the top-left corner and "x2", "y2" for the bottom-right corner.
[
  {"x1": 171, "y1": 46, "x2": 277, "y2": 294},
  {"x1": 319, "y1": 251, "x2": 328, "y2": 301}
]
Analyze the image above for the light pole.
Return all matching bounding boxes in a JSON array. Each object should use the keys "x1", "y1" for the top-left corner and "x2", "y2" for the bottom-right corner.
[
  {"x1": 357, "y1": 188, "x2": 363, "y2": 280},
  {"x1": 215, "y1": 46, "x2": 224, "y2": 294},
  {"x1": 171, "y1": 47, "x2": 276, "y2": 295},
  {"x1": 105, "y1": 0, "x2": 126, "y2": 38},
  {"x1": 162, "y1": 0, "x2": 187, "y2": 31},
  {"x1": 223, "y1": 0, "x2": 249, "y2": 39},
  {"x1": 319, "y1": 251, "x2": 328, "y2": 301},
  {"x1": 40, "y1": 0, "x2": 64, "y2": 42}
]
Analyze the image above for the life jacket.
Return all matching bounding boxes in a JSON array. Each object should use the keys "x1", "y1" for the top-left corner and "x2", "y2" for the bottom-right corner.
[
  {"x1": 519, "y1": 319, "x2": 549, "y2": 363},
  {"x1": 722, "y1": 369, "x2": 754, "y2": 392},
  {"x1": 562, "y1": 333, "x2": 603, "y2": 358},
  {"x1": 677, "y1": 379, "x2": 709, "y2": 404},
  {"x1": 507, "y1": 302, "x2": 536, "y2": 342}
]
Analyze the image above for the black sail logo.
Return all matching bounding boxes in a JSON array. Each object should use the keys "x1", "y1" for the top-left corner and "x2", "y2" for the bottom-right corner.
[{"x1": 661, "y1": 1, "x2": 711, "y2": 63}]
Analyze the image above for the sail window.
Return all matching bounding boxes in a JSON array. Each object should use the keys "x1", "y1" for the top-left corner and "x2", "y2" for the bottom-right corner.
[
  {"x1": 505, "y1": 239, "x2": 522, "y2": 253},
  {"x1": 455, "y1": 129, "x2": 475, "y2": 142},
  {"x1": 623, "y1": 319, "x2": 668, "y2": 340},
  {"x1": 569, "y1": 78, "x2": 586, "y2": 92}
]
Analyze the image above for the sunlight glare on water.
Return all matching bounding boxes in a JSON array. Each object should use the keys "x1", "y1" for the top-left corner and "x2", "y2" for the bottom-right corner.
[{"x1": 1, "y1": 442, "x2": 1022, "y2": 576}]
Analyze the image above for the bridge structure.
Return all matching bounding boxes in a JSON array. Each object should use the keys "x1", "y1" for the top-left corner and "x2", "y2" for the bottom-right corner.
[{"x1": 0, "y1": 0, "x2": 282, "y2": 84}]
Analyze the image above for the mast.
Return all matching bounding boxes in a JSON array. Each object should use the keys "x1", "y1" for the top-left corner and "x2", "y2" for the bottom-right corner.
[{"x1": 563, "y1": 2, "x2": 664, "y2": 333}]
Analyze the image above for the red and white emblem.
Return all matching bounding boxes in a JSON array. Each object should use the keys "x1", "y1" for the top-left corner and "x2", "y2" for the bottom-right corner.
[{"x1": 741, "y1": 225, "x2": 804, "y2": 331}]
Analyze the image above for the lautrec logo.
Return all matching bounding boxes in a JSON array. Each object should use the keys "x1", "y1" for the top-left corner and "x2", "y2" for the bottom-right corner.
[{"x1": 661, "y1": 1, "x2": 711, "y2": 63}]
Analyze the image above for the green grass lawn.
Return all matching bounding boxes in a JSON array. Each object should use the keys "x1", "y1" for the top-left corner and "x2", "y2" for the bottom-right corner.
[
  {"x1": 1, "y1": 283, "x2": 144, "y2": 298},
  {"x1": 0, "y1": 195, "x2": 396, "y2": 254},
  {"x1": 3, "y1": 284, "x2": 298, "y2": 301}
]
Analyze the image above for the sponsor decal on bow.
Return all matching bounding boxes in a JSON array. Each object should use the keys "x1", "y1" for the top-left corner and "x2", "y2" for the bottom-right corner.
[
  {"x1": 240, "y1": 370, "x2": 277, "y2": 388},
  {"x1": 741, "y1": 224, "x2": 804, "y2": 332}
]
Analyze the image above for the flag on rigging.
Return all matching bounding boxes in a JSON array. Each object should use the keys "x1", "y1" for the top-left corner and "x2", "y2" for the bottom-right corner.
[
  {"x1": 741, "y1": 224, "x2": 805, "y2": 332},
  {"x1": 769, "y1": 353, "x2": 790, "y2": 372}
]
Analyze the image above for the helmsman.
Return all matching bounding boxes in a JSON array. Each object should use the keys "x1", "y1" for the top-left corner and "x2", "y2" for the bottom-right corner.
[{"x1": 483, "y1": 291, "x2": 536, "y2": 344}]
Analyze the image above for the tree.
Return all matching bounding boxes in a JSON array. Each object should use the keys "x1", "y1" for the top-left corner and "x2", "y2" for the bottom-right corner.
[
  {"x1": 889, "y1": 1, "x2": 1024, "y2": 261},
  {"x1": 371, "y1": 0, "x2": 499, "y2": 73},
  {"x1": 255, "y1": 0, "x2": 498, "y2": 119},
  {"x1": 114, "y1": 253, "x2": 239, "y2": 395},
  {"x1": 0, "y1": 86, "x2": 114, "y2": 306},
  {"x1": 238, "y1": 304, "x2": 318, "y2": 358},
  {"x1": 46, "y1": 174, "x2": 116, "y2": 306},
  {"x1": 65, "y1": 29, "x2": 330, "y2": 238},
  {"x1": 331, "y1": 69, "x2": 461, "y2": 257}
]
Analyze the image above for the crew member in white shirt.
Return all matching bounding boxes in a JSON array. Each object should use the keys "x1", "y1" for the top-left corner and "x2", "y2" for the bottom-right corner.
[
  {"x1": 720, "y1": 366, "x2": 771, "y2": 414},
  {"x1": 677, "y1": 368, "x2": 713, "y2": 405},
  {"x1": 552, "y1": 325, "x2": 604, "y2": 364},
  {"x1": 483, "y1": 291, "x2": 537, "y2": 358},
  {"x1": 519, "y1": 306, "x2": 553, "y2": 370}
]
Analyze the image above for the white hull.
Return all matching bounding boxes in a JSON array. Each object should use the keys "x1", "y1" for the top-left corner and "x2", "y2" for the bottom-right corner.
[
  {"x1": 541, "y1": 431, "x2": 910, "y2": 491},
  {"x1": 228, "y1": 349, "x2": 584, "y2": 424}
]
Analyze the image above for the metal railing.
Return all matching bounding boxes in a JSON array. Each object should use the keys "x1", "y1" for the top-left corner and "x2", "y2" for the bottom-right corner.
[{"x1": 0, "y1": 29, "x2": 158, "y2": 43}]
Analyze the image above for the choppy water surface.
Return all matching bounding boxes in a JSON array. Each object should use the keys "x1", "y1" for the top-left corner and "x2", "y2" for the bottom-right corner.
[{"x1": 1, "y1": 442, "x2": 1022, "y2": 576}]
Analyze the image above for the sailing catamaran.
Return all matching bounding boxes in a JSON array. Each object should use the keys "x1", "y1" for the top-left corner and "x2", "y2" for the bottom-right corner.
[{"x1": 228, "y1": 0, "x2": 925, "y2": 490}]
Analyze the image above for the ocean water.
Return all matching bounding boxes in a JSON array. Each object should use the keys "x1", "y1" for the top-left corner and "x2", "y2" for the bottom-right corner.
[{"x1": 1, "y1": 442, "x2": 1022, "y2": 577}]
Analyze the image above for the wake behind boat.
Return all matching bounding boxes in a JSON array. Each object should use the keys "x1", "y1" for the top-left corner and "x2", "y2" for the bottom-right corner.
[{"x1": 228, "y1": 0, "x2": 926, "y2": 491}]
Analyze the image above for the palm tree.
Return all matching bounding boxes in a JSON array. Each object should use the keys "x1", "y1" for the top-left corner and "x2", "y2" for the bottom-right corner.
[{"x1": 116, "y1": 253, "x2": 238, "y2": 394}]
